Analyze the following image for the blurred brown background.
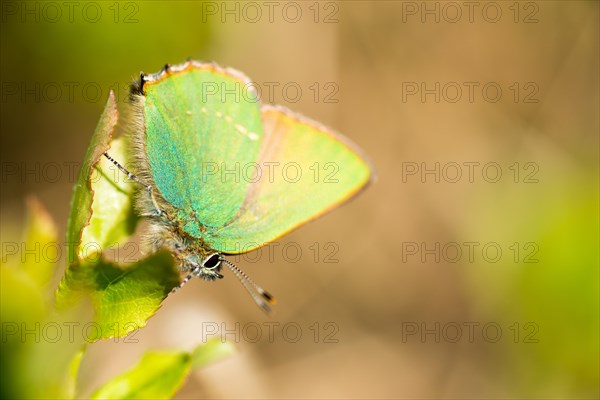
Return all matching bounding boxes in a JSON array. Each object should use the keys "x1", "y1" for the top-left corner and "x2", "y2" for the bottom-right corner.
[{"x1": 1, "y1": 1, "x2": 598, "y2": 398}]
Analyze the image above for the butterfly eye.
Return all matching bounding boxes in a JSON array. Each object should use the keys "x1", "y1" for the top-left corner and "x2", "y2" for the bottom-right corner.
[{"x1": 203, "y1": 253, "x2": 221, "y2": 270}]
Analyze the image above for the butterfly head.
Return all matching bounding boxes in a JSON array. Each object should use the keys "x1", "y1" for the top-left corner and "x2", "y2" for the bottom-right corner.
[
  {"x1": 187, "y1": 252, "x2": 276, "y2": 313},
  {"x1": 197, "y1": 253, "x2": 223, "y2": 281}
]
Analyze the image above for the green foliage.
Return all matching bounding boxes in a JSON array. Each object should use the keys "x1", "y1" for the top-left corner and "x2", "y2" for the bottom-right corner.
[
  {"x1": 90, "y1": 341, "x2": 234, "y2": 400},
  {"x1": 65, "y1": 90, "x2": 119, "y2": 264},
  {"x1": 21, "y1": 197, "x2": 58, "y2": 286},
  {"x1": 56, "y1": 250, "x2": 179, "y2": 340},
  {"x1": 0, "y1": 93, "x2": 233, "y2": 398},
  {"x1": 80, "y1": 137, "x2": 139, "y2": 254},
  {"x1": 1, "y1": 197, "x2": 87, "y2": 399},
  {"x1": 57, "y1": 91, "x2": 179, "y2": 339},
  {"x1": 91, "y1": 351, "x2": 192, "y2": 400}
]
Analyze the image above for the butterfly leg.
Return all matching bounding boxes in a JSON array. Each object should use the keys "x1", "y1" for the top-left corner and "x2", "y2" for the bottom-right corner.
[
  {"x1": 171, "y1": 264, "x2": 201, "y2": 293},
  {"x1": 102, "y1": 152, "x2": 164, "y2": 217}
]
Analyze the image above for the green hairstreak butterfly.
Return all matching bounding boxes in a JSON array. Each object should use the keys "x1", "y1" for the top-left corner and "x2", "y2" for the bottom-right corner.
[{"x1": 104, "y1": 60, "x2": 374, "y2": 312}]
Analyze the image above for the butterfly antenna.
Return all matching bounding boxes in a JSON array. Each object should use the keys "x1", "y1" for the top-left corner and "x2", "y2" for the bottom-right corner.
[{"x1": 221, "y1": 258, "x2": 276, "y2": 313}]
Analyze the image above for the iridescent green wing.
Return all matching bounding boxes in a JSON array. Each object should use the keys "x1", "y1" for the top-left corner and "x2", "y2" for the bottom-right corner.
[
  {"x1": 203, "y1": 105, "x2": 374, "y2": 253},
  {"x1": 141, "y1": 63, "x2": 263, "y2": 234}
]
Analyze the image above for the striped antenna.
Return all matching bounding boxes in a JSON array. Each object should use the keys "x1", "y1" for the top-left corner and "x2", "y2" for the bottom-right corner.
[
  {"x1": 102, "y1": 152, "x2": 164, "y2": 216},
  {"x1": 221, "y1": 258, "x2": 276, "y2": 313}
]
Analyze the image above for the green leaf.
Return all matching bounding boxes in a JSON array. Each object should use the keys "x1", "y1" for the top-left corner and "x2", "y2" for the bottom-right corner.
[
  {"x1": 80, "y1": 136, "x2": 138, "y2": 259},
  {"x1": 90, "y1": 351, "x2": 191, "y2": 400},
  {"x1": 65, "y1": 347, "x2": 85, "y2": 399},
  {"x1": 191, "y1": 338, "x2": 235, "y2": 369},
  {"x1": 66, "y1": 90, "x2": 118, "y2": 265},
  {"x1": 90, "y1": 340, "x2": 233, "y2": 400},
  {"x1": 1, "y1": 198, "x2": 88, "y2": 400},
  {"x1": 1, "y1": 197, "x2": 58, "y2": 324},
  {"x1": 21, "y1": 196, "x2": 59, "y2": 287},
  {"x1": 58, "y1": 91, "x2": 178, "y2": 340},
  {"x1": 0, "y1": 264, "x2": 46, "y2": 399},
  {"x1": 56, "y1": 250, "x2": 179, "y2": 341}
]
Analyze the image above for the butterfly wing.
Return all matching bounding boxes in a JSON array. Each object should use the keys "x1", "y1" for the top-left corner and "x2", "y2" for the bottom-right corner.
[
  {"x1": 140, "y1": 63, "x2": 263, "y2": 234},
  {"x1": 202, "y1": 105, "x2": 374, "y2": 254}
]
